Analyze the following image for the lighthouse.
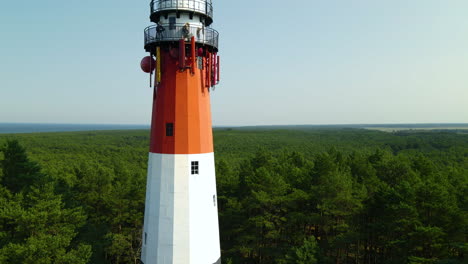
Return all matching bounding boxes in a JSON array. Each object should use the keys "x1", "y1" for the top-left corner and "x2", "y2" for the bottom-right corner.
[{"x1": 140, "y1": 0, "x2": 221, "y2": 263}]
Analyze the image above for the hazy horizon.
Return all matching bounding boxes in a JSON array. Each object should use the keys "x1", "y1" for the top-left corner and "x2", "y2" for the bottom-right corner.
[{"x1": 1, "y1": 122, "x2": 467, "y2": 127}]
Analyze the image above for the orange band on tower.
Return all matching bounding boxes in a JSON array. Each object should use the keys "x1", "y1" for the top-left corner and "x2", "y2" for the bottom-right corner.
[{"x1": 149, "y1": 49, "x2": 213, "y2": 154}]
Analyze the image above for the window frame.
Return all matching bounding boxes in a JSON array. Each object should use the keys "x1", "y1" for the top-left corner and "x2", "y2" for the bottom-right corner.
[
  {"x1": 191, "y1": 161, "x2": 199, "y2": 175},
  {"x1": 166, "y1": 123, "x2": 174, "y2": 137},
  {"x1": 169, "y1": 17, "x2": 176, "y2": 30}
]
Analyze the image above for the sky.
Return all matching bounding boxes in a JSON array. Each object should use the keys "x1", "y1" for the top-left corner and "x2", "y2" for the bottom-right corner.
[{"x1": 0, "y1": 0, "x2": 467, "y2": 126}]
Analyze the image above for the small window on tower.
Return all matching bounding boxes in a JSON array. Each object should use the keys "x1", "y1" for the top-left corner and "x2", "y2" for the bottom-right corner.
[
  {"x1": 166, "y1": 123, "x2": 174, "y2": 136},
  {"x1": 191, "y1": 161, "x2": 199, "y2": 175},
  {"x1": 169, "y1": 17, "x2": 176, "y2": 30}
]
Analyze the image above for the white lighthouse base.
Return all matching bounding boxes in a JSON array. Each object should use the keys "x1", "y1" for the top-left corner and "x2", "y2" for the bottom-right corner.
[{"x1": 141, "y1": 153, "x2": 221, "y2": 264}]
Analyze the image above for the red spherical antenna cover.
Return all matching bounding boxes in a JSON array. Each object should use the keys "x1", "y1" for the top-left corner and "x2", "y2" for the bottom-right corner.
[{"x1": 141, "y1": 56, "x2": 155, "y2": 73}]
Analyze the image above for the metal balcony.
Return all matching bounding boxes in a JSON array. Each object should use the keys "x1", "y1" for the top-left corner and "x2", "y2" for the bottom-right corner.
[
  {"x1": 144, "y1": 24, "x2": 219, "y2": 52},
  {"x1": 150, "y1": 0, "x2": 214, "y2": 26}
]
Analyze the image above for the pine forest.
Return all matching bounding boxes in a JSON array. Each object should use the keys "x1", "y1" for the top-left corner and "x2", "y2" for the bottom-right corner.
[{"x1": 0, "y1": 128, "x2": 466, "y2": 264}]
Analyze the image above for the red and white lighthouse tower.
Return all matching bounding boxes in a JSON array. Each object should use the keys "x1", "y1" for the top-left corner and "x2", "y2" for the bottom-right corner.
[{"x1": 140, "y1": 0, "x2": 221, "y2": 263}]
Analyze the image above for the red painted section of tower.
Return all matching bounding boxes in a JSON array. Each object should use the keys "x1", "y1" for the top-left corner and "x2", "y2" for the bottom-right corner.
[
  {"x1": 149, "y1": 49, "x2": 214, "y2": 155},
  {"x1": 212, "y1": 53, "x2": 217, "y2": 85},
  {"x1": 191, "y1": 36, "x2": 196, "y2": 74},
  {"x1": 179, "y1": 39, "x2": 186, "y2": 69},
  {"x1": 217, "y1": 55, "x2": 220, "y2": 83},
  {"x1": 207, "y1": 52, "x2": 212, "y2": 87}
]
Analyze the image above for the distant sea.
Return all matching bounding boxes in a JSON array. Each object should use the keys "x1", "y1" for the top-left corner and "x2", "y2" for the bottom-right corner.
[
  {"x1": 0, "y1": 123, "x2": 150, "y2": 134},
  {"x1": 1, "y1": 123, "x2": 467, "y2": 134}
]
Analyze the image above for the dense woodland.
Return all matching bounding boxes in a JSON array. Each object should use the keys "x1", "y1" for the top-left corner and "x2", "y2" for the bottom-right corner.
[{"x1": 0, "y1": 128, "x2": 466, "y2": 264}]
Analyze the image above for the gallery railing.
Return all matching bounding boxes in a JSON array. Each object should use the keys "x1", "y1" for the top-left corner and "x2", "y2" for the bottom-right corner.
[
  {"x1": 144, "y1": 24, "x2": 219, "y2": 51},
  {"x1": 150, "y1": 0, "x2": 213, "y2": 19}
]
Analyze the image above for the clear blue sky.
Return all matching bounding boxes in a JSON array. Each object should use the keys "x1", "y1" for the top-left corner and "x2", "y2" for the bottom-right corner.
[{"x1": 0, "y1": 0, "x2": 467, "y2": 126}]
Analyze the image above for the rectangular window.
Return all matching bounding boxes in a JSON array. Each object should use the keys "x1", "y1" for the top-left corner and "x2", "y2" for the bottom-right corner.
[
  {"x1": 169, "y1": 17, "x2": 176, "y2": 30},
  {"x1": 191, "y1": 161, "x2": 199, "y2": 175},
  {"x1": 166, "y1": 123, "x2": 174, "y2": 136},
  {"x1": 145, "y1": 232, "x2": 147, "y2": 245}
]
